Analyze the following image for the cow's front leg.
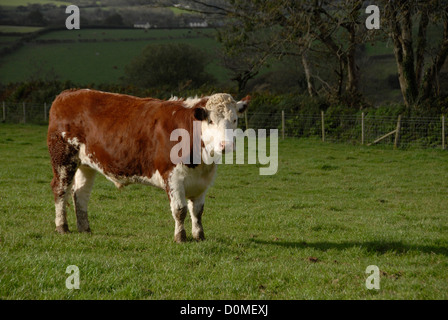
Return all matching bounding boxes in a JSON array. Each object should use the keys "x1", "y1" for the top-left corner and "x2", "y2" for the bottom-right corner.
[
  {"x1": 188, "y1": 193, "x2": 205, "y2": 241},
  {"x1": 168, "y1": 184, "x2": 188, "y2": 243}
]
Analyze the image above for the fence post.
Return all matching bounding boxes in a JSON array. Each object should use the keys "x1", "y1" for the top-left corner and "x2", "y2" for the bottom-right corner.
[
  {"x1": 2, "y1": 102, "x2": 5, "y2": 122},
  {"x1": 361, "y1": 112, "x2": 365, "y2": 145},
  {"x1": 321, "y1": 111, "x2": 325, "y2": 142},
  {"x1": 23, "y1": 102, "x2": 26, "y2": 124},
  {"x1": 281, "y1": 110, "x2": 285, "y2": 139},
  {"x1": 394, "y1": 115, "x2": 402, "y2": 149},
  {"x1": 442, "y1": 115, "x2": 446, "y2": 150},
  {"x1": 44, "y1": 103, "x2": 47, "y2": 122}
]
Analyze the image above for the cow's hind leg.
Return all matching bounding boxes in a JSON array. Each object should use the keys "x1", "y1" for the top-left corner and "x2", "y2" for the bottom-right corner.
[
  {"x1": 49, "y1": 134, "x2": 79, "y2": 234},
  {"x1": 72, "y1": 165, "x2": 96, "y2": 233},
  {"x1": 188, "y1": 193, "x2": 205, "y2": 241}
]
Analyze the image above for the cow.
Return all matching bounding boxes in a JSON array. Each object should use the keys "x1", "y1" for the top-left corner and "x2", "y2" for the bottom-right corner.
[{"x1": 47, "y1": 89, "x2": 250, "y2": 242}]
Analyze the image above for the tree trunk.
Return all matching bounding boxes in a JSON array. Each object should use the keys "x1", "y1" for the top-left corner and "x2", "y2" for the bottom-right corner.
[
  {"x1": 301, "y1": 51, "x2": 317, "y2": 97},
  {"x1": 415, "y1": 6, "x2": 429, "y2": 86},
  {"x1": 400, "y1": 4, "x2": 419, "y2": 105},
  {"x1": 419, "y1": 6, "x2": 448, "y2": 102},
  {"x1": 387, "y1": 1, "x2": 418, "y2": 107},
  {"x1": 346, "y1": 23, "x2": 358, "y2": 96}
]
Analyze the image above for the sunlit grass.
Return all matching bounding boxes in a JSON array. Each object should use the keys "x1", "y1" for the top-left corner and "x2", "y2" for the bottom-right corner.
[{"x1": 0, "y1": 124, "x2": 447, "y2": 299}]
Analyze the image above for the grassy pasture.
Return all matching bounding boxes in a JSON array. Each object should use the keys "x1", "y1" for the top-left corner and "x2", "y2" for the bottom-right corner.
[
  {"x1": 0, "y1": 28, "x2": 227, "y2": 84},
  {"x1": 0, "y1": 26, "x2": 44, "y2": 33},
  {"x1": 0, "y1": 124, "x2": 447, "y2": 300},
  {"x1": 0, "y1": 0, "x2": 70, "y2": 7}
]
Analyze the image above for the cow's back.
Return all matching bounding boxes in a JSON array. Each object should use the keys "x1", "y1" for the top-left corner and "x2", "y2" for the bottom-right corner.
[{"x1": 47, "y1": 89, "x2": 191, "y2": 183}]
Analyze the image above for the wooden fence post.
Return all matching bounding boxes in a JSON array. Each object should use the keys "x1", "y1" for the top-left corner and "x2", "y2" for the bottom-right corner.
[
  {"x1": 361, "y1": 112, "x2": 365, "y2": 145},
  {"x1": 442, "y1": 115, "x2": 446, "y2": 150},
  {"x1": 321, "y1": 111, "x2": 325, "y2": 142},
  {"x1": 22, "y1": 102, "x2": 26, "y2": 124},
  {"x1": 394, "y1": 115, "x2": 402, "y2": 149},
  {"x1": 281, "y1": 110, "x2": 285, "y2": 139}
]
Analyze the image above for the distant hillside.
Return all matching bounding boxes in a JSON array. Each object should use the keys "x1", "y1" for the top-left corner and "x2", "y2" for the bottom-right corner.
[{"x1": 0, "y1": 27, "x2": 228, "y2": 85}]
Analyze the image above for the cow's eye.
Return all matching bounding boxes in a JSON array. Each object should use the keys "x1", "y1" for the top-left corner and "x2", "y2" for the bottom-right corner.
[
  {"x1": 233, "y1": 119, "x2": 237, "y2": 123},
  {"x1": 208, "y1": 119, "x2": 213, "y2": 125}
]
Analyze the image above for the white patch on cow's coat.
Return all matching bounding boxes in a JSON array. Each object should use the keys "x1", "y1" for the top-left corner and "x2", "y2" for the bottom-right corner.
[
  {"x1": 79, "y1": 143, "x2": 104, "y2": 174},
  {"x1": 168, "y1": 163, "x2": 217, "y2": 204},
  {"x1": 188, "y1": 193, "x2": 206, "y2": 238},
  {"x1": 167, "y1": 164, "x2": 188, "y2": 210},
  {"x1": 54, "y1": 198, "x2": 67, "y2": 228},
  {"x1": 184, "y1": 164, "x2": 217, "y2": 199},
  {"x1": 169, "y1": 95, "x2": 209, "y2": 109},
  {"x1": 140, "y1": 170, "x2": 166, "y2": 189},
  {"x1": 184, "y1": 96, "x2": 206, "y2": 108},
  {"x1": 72, "y1": 165, "x2": 96, "y2": 231},
  {"x1": 72, "y1": 166, "x2": 96, "y2": 210},
  {"x1": 67, "y1": 136, "x2": 80, "y2": 147}
]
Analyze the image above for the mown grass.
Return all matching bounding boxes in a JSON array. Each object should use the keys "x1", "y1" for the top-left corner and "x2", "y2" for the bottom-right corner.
[{"x1": 0, "y1": 124, "x2": 447, "y2": 300}]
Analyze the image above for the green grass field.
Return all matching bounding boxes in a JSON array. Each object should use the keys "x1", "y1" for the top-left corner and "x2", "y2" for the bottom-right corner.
[
  {"x1": 0, "y1": 26, "x2": 44, "y2": 33},
  {"x1": 0, "y1": 28, "x2": 228, "y2": 84},
  {"x1": 0, "y1": 0, "x2": 70, "y2": 6},
  {"x1": 0, "y1": 124, "x2": 447, "y2": 299}
]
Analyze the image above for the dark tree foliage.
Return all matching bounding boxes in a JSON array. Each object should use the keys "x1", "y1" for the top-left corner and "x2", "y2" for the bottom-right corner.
[
  {"x1": 26, "y1": 9, "x2": 47, "y2": 26},
  {"x1": 124, "y1": 43, "x2": 215, "y2": 89}
]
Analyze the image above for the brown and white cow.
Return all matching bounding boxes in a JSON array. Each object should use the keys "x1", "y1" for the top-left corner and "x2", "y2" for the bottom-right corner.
[{"x1": 47, "y1": 89, "x2": 250, "y2": 242}]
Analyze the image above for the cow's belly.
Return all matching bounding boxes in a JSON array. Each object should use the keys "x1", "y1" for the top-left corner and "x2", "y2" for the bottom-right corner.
[
  {"x1": 104, "y1": 171, "x2": 166, "y2": 190},
  {"x1": 78, "y1": 142, "x2": 166, "y2": 190}
]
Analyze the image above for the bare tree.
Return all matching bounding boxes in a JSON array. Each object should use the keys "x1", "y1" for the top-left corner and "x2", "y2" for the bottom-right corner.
[
  {"x1": 188, "y1": 0, "x2": 371, "y2": 106},
  {"x1": 381, "y1": 0, "x2": 448, "y2": 107}
]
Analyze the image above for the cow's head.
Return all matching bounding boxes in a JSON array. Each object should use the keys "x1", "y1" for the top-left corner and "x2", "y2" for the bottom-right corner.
[{"x1": 193, "y1": 93, "x2": 250, "y2": 156}]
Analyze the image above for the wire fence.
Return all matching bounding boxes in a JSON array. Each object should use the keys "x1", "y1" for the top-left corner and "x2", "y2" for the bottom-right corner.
[
  {"x1": 1, "y1": 102, "x2": 50, "y2": 124},
  {"x1": 1, "y1": 102, "x2": 447, "y2": 150},
  {"x1": 242, "y1": 111, "x2": 446, "y2": 149}
]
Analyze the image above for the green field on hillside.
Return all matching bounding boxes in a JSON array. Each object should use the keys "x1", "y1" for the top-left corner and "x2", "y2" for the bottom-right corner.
[
  {"x1": 1, "y1": 124, "x2": 447, "y2": 299},
  {"x1": 0, "y1": 28, "x2": 228, "y2": 85},
  {"x1": 0, "y1": 26, "x2": 45, "y2": 33},
  {"x1": 0, "y1": 0, "x2": 70, "y2": 6}
]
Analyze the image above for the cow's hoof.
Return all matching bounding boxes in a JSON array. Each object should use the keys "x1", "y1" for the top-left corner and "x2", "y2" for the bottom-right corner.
[
  {"x1": 174, "y1": 230, "x2": 187, "y2": 243},
  {"x1": 78, "y1": 228, "x2": 92, "y2": 234},
  {"x1": 193, "y1": 231, "x2": 205, "y2": 241},
  {"x1": 55, "y1": 224, "x2": 70, "y2": 234}
]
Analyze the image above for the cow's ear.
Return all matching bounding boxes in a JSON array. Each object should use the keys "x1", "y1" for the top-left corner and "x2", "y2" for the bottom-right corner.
[
  {"x1": 194, "y1": 107, "x2": 207, "y2": 121},
  {"x1": 236, "y1": 95, "x2": 251, "y2": 117}
]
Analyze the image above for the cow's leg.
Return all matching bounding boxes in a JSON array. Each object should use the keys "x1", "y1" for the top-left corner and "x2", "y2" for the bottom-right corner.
[
  {"x1": 72, "y1": 165, "x2": 96, "y2": 233},
  {"x1": 188, "y1": 193, "x2": 206, "y2": 241},
  {"x1": 52, "y1": 169, "x2": 76, "y2": 234},
  {"x1": 168, "y1": 183, "x2": 188, "y2": 243},
  {"x1": 49, "y1": 133, "x2": 80, "y2": 234}
]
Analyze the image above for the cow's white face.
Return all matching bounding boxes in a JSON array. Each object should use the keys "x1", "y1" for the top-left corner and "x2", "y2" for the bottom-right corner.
[{"x1": 199, "y1": 93, "x2": 250, "y2": 156}]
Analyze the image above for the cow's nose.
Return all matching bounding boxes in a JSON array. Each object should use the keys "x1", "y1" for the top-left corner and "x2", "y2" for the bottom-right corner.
[{"x1": 220, "y1": 141, "x2": 233, "y2": 152}]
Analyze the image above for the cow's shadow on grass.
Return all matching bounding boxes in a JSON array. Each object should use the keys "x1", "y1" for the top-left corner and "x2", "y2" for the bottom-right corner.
[{"x1": 250, "y1": 239, "x2": 448, "y2": 256}]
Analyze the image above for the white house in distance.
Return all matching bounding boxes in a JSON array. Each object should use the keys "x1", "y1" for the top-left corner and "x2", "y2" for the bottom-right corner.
[
  {"x1": 134, "y1": 22, "x2": 152, "y2": 29},
  {"x1": 188, "y1": 20, "x2": 208, "y2": 28}
]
